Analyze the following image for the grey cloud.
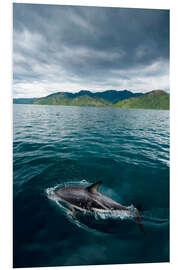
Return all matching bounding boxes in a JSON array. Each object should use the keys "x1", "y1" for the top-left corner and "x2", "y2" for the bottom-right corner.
[{"x1": 13, "y1": 3, "x2": 169, "y2": 97}]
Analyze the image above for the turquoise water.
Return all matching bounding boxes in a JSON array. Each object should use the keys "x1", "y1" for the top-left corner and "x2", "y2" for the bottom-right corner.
[{"x1": 13, "y1": 104, "x2": 169, "y2": 267}]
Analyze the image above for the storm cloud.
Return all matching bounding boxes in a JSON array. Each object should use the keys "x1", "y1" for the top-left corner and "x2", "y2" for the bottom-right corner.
[{"x1": 13, "y1": 3, "x2": 169, "y2": 98}]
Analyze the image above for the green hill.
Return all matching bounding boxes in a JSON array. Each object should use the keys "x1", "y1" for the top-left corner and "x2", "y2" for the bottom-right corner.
[
  {"x1": 14, "y1": 89, "x2": 169, "y2": 110},
  {"x1": 34, "y1": 93, "x2": 111, "y2": 107},
  {"x1": 113, "y1": 90, "x2": 169, "y2": 110},
  {"x1": 34, "y1": 93, "x2": 71, "y2": 106},
  {"x1": 68, "y1": 95, "x2": 111, "y2": 106}
]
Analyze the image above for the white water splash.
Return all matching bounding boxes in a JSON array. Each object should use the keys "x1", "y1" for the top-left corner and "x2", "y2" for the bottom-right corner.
[{"x1": 46, "y1": 184, "x2": 101, "y2": 233}]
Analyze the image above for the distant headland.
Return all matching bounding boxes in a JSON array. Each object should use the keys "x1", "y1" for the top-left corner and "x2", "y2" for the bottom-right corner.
[{"x1": 13, "y1": 89, "x2": 169, "y2": 110}]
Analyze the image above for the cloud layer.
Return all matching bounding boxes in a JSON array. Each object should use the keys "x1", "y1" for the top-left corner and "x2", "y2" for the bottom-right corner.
[{"x1": 13, "y1": 4, "x2": 169, "y2": 98}]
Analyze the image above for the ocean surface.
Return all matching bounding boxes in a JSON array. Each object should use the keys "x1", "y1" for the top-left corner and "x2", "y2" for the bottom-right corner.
[{"x1": 13, "y1": 104, "x2": 169, "y2": 268}]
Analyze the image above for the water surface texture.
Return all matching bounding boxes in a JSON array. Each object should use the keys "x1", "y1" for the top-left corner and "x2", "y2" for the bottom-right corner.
[{"x1": 13, "y1": 104, "x2": 169, "y2": 268}]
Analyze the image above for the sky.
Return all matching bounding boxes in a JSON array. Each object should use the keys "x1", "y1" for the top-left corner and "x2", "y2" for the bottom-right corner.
[{"x1": 13, "y1": 3, "x2": 169, "y2": 98}]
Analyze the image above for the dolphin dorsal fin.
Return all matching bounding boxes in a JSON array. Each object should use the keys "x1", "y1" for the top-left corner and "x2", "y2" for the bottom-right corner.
[{"x1": 87, "y1": 181, "x2": 102, "y2": 193}]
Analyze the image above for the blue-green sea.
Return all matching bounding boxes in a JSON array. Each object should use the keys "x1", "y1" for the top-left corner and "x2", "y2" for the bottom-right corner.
[{"x1": 13, "y1": 104, "x2": 169, "y2": 268}]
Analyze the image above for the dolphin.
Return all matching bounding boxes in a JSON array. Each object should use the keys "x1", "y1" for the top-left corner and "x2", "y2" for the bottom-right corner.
[{"x1": 54, "y1": 181, "x2": 144, "y2": 233}]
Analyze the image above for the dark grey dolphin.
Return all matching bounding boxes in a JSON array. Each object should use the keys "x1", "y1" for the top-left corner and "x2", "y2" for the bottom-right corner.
[{"x1": 54, "y1": 181, "x2": 144, "y2": 233}]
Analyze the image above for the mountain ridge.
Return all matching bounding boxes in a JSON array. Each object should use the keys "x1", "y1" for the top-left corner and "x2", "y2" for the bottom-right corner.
[
  {"x1": 13, "y1": 89, "x2": 169, "y2": 110},
  {"x1": 36, "y1": 89, "x2": 143, "y2": 104},
  {"x1": 113, "y1": 89, "x2": 169, "y2": 110}
]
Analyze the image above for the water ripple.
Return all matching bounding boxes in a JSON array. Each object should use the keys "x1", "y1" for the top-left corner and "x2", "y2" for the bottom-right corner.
[{"x1": 13, "y1": 105, "x2": 169, "y2": 267}]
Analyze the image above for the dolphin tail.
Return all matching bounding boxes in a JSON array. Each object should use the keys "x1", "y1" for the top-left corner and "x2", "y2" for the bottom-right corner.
[{"x1": 135, "y1": 213, "x2": 145, "y2": 234}]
